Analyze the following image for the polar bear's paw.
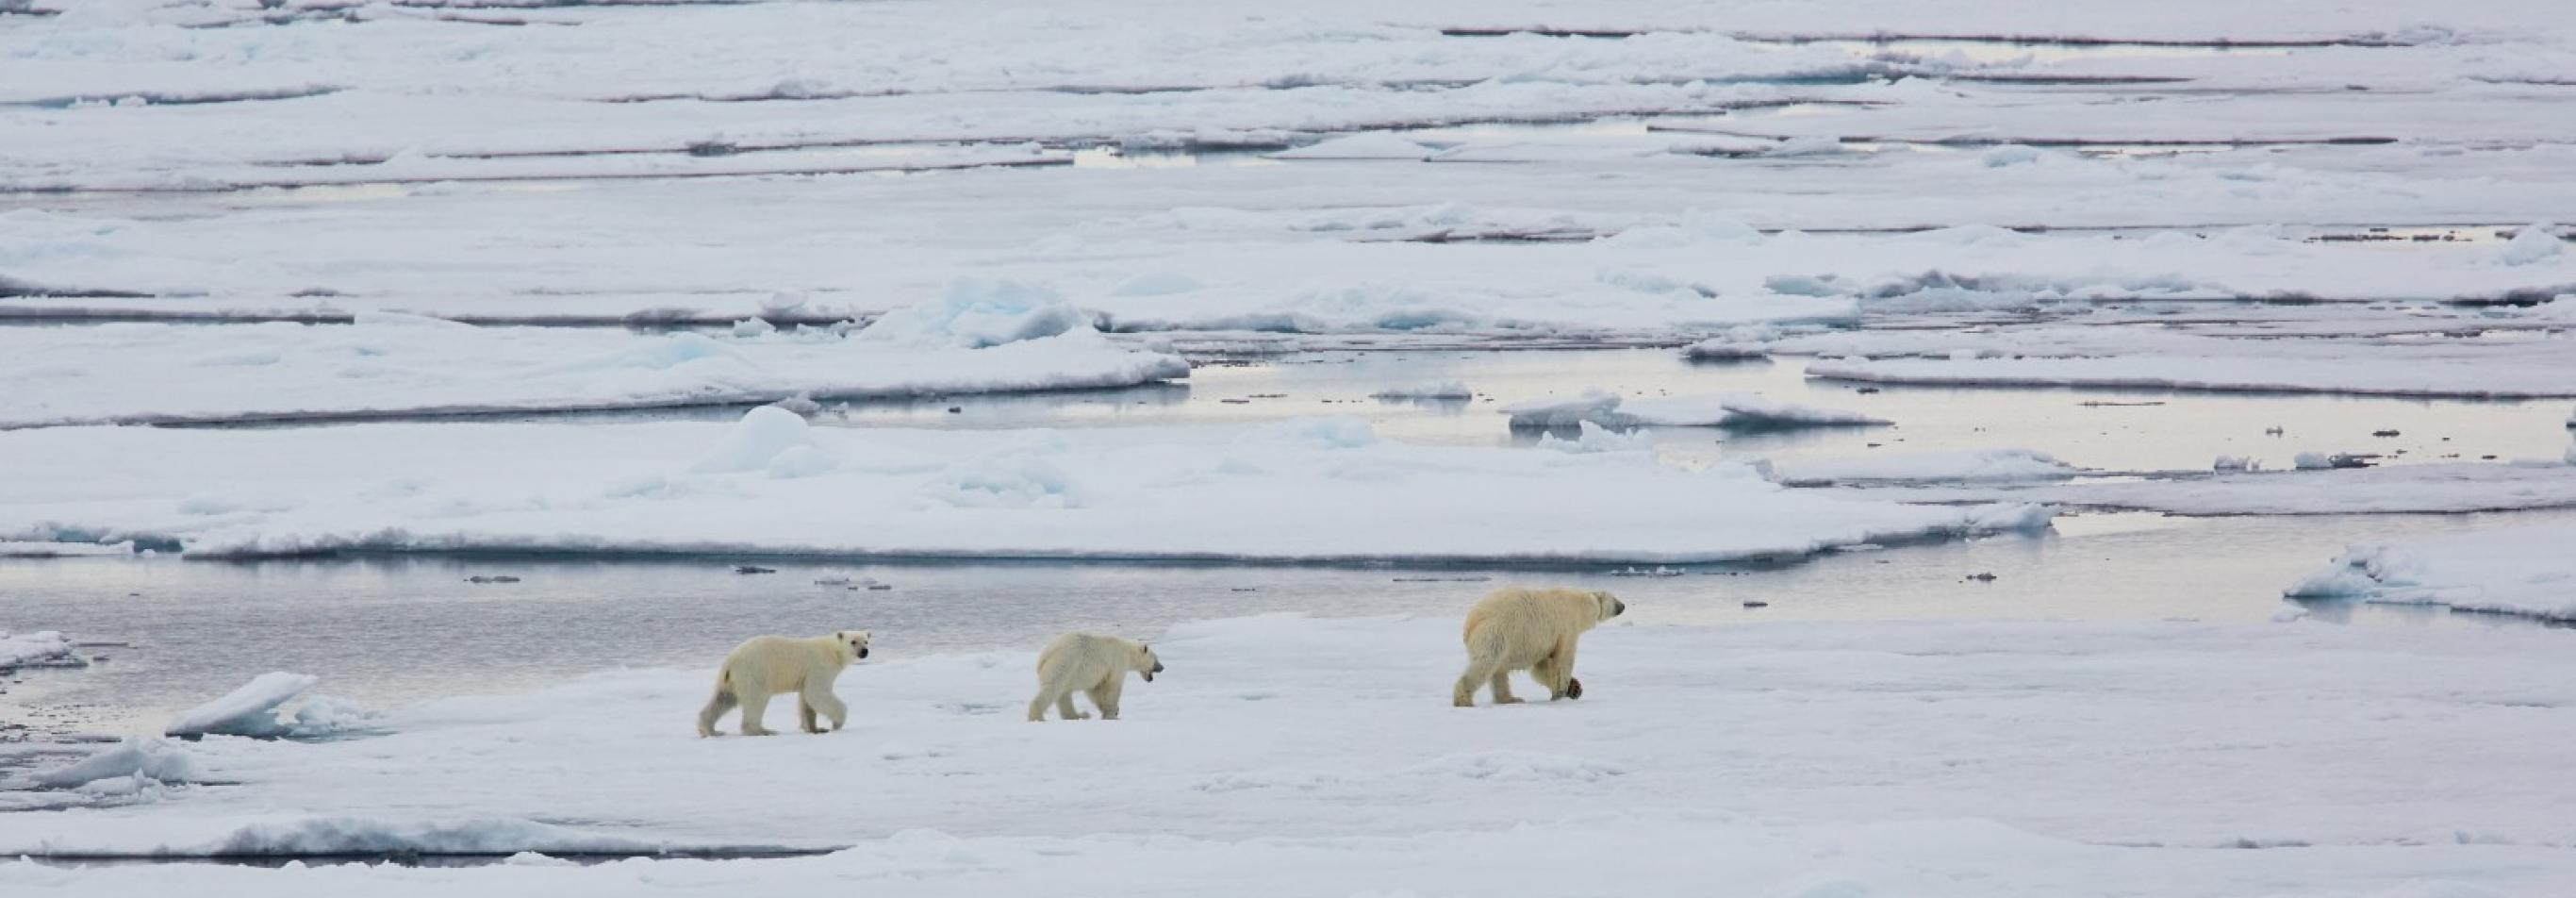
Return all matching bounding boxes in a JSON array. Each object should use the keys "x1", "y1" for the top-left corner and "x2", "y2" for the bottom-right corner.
[{"x1": 1564, "y1": 677, "x2": 1583, "y2": 700}]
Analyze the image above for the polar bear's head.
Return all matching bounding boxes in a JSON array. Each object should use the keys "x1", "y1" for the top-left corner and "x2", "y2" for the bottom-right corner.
[
  {"x1": 1132, "y1": 642, "x2": 1165, "y2": 683},
  {"x1": 1589, "y1": 590, "x2": 1626, "y2": 622},
  {"x1": 834, "y1": 630, "x2": 872, "y2": 661}
]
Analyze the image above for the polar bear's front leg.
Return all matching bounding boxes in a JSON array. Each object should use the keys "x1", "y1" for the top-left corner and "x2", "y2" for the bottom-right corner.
[
  {"x1": 737, "y1": 689, "x2": 777, "y2": 736},
  {"x1": 1541, "y1": 639, "x2": 1579, "y2": 700},
  {"x1": 805, "y1": 689, "x2": 849, "y2": 732},
  {"x1": 1091, "y1": 676, "x2": 1125, "y2": 721},
  {"x1": 797, "y1": 699, "x2": 821, "y2": 734}
]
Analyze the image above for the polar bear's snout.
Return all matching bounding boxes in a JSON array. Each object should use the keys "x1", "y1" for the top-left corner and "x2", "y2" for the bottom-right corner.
[{"x1": 1611, "y1": 598, "x2": 1627, "y2": 617}]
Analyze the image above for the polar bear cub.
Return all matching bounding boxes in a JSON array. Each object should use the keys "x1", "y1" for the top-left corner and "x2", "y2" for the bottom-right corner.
[
  {"x1": 1029, "y1": 632, "x2": 1164, "y2": 722},
  {"x1": 1454, "y1": 587, "x2": 1625, "y2": 707},
  {"x1": 697, "y1": 630, "x2": 870, "y2": 737}
]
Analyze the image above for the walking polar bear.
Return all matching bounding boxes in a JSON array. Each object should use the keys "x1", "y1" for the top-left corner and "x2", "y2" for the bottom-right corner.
[
  {"x1": 1029, "y1": 632, "x2": 1164, "y2": 722},
  {"x1": 697, "y1": 630, "x2": 871, "y2": 737},
  {"x1": 1454, "y1": 587, "x2": 1625, "y2": 707}
]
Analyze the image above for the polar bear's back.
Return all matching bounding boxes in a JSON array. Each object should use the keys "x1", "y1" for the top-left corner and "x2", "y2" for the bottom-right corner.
[
  {"x1": 722, "y1": 635, "x2": 846, "y2": 692},
  {"x1": 1462, "y1": 587, "x2": 1603, "y2": 664},
  {"x1": 1036, "y1": 631, "x2": 1130, "y2": 688}
]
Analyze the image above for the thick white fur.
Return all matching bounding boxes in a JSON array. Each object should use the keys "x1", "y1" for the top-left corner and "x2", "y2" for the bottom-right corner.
[
  {"x1": 1028, "y1": 632, "x2": 1164, "y2": 722},
  {"x1": 1453, "y1": 587, "x2": 1624, "y2": 707},
  {"x1": 697, "y1": 630, "x2": 870, "y2": 737}
]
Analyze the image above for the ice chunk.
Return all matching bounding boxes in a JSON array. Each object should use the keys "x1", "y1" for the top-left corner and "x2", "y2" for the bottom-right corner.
[
  {"x1": 1538, "y1": 421, "x2": 1653, "y2": 454},
  {"x1": 1682, "y1": 339, "x2": 1768, "y2": 360},
  {"x1": 1369, "y1": 381, "x2": 1473, "y2": 400},
  {"x1": 691, "y1": 407, "x2": 816, "y2": 474},
  {"x1": 165, "y1": 672, "x2": 320, "y2": 739},
  {"x1": 2213, "y1": 456, "x2": 2260, "y2": 473},
  {"x1": 2287, "y1": 525, "x2": 2576, "y2": 621},
  {"x1": 33, "y1": 738, "x2": 205, "y2": 789},
  {"x1": 0, "y1": 629, "x2": 79, "y2": 670},
  {"x1": 1500, "y1": 391, "x2": 1624, "y2": 428},
  {"x1": 1270, "y1": 133, "x2": 1436, "y2": 160},
  {"x1": 856, "y1": 280, "x2": 1099, "y2": 349},
  {"x1": 2500, "y1": 223, "x2": 2564, "y2": 266},
  {"x1": 730, "y1": 317, "x2": 778, "y2": 338},
  {"x1": 1981, "y1": 144, "x2": 2045, "y2": 167}
]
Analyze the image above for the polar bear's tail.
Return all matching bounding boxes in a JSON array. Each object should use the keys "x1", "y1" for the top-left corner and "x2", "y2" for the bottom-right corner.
[{"x1": 696, "y1": 670, "x2": 738, "y2": 738}]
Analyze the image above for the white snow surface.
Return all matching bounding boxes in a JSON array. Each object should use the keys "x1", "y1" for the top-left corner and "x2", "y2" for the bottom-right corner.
[
  {"x1": 0, "y1": 416, "x2": 2045, "y2": 562},
  {"x1": 29, "y1": 738, "x2": 206, "y2": 790},
  {"x1": 1769, "y1": 449, "x2": 2085, "y2": 486},
  {"x1": 0, "y1": 318, "x2": 1187, "y2": 428},
  {"x1": 2287, "y1": 524, "x2": 2576, "y2": 621},
  {"x1": 163, "y1": 673, "x2": 321, "y2": 740},
  {"x1": 9, "y1": 615, "x2": 2576, "y2": 895},
  {"x1": 1503, "y1": 390, "x2": 1886, "y2": 429},
  {"x1": 0, "y1": 630, "x2": 77, "y2": 670}
]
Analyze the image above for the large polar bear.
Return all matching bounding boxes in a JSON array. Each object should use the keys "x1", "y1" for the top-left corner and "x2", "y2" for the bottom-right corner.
[
  {"x1": 697, "y1": 630, "x2": 870, "y2": 737},
  {"x1": 1029, "y1": 632, "x2": 1164, "y2": 722},
  {"x1": 1453, "y1": 587, "x2": 1624, "y2": 707}
]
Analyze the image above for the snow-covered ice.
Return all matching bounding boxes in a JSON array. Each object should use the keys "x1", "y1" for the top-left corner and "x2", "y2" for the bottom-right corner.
[
  {"x1": 28, "y1": 738, "x2": 205, "y2": 790},
  {"x1": 11, "y1": 614, "x2": 2576, "y2": 895},
  {"x1": 2287, "y1": 524, "x2": 2576, "y2": 621},
  {"x1": 0, "y1": 415, "x2": 2046, "y2": 562},
  {"x1": 163, "y1": 673, "x2": 321, "y2": 740},
  {"x1": 0, "y1": 630, "x2": 79, "y2": 671},
  {"x1": 0, "y1": 314, "x2": 1187, "y2": 428}
]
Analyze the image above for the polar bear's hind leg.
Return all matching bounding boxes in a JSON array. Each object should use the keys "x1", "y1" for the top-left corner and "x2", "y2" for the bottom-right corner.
[
  {"x1": 697, "y1": 683, "x2": 737, "y2": 738},
  {"x1": 737, "y1": 687, "x2": 776, "y2": 736}
]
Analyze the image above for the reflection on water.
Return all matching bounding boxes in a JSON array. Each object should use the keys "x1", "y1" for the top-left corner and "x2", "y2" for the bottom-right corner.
[
  {"x1": 3, "y1": 508, "x2": 2567, "y2": 734},
  {"x1": 782, "y1": 349, "x2": 2567, "y2": 475}
]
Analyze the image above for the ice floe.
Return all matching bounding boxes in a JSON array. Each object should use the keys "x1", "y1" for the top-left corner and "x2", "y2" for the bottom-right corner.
[
  {"x1": 2287, "y1": 524, "x2": 2576, "y2": 621},
  {"x1": 0, "y1": 629, "x2": 79, "y2": 671},
  {"x1": 8, "y1": 612, "x2": 2576, "y2": 898},
  {"x1": 0, "y1": 415, "x2": 2043, "y2": 563},
  {"x1": 0, "y1": 315, "x2": 1187, "y2": 428}
]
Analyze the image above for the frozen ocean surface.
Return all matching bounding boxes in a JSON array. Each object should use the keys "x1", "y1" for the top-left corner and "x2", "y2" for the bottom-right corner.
[{"x1": 7, "y1": 0, "x2": 2576, "y2": 893}]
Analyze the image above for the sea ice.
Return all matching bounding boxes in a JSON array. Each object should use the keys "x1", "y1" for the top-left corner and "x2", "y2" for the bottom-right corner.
[
  {"x1": 2287, "y1": 524, "x2": 2576, "y2": 621},
  {"x1": 0, "y1": 416, "x2": 2043, "y2": 563},
  {"x1": 164, "y1": 672, "x2": 321, "y2": 739}
]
